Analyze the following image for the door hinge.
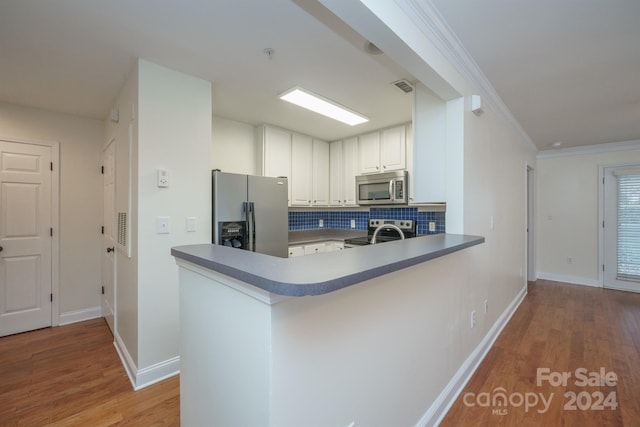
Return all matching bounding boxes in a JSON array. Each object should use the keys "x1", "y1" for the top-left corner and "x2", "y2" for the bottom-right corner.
[
  {"x1": 50, "y1": 228, "x2": 53, "y2": 237},
  {"x1": 50, "y1": 293, "x2": 53, "y2": 302},
  {"x1": 101, "y1": 286, "x2": 105, "y2": 295},
  {"x1": 603, "y1": 221, "x2": 605, "y2": 228},
  {"x1": 101, "y1": 226, "x2": 104, "y2": 234},
  {"x1": 603, "y1": 264, "x2": 605, "y2": 272},
  {"x1": 101, "y1": 165, "x2": 104, "y2": 174},
  {"x1": 50, "y1": 162, "x2": 53, "y2": 171}
]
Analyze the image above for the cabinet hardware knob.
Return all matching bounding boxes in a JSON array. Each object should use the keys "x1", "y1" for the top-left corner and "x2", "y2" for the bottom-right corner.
[
  {"x1": 107, "y1": 247, "x2": 115, "y2": 253},
  {"x1": 0, "y1": 246, "x2": 3, "y2": 252}
]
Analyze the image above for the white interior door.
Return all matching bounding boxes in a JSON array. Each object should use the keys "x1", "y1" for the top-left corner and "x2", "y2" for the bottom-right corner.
[
  {"x1": 603, "y1": 164, "x2": 640, "y2": 292},
  {"x1": 102, "y1": 139, "x2": 116, "y2": 333},
  {"x1": 0, "y1": 140, "x2": 52, "y2": 336}
]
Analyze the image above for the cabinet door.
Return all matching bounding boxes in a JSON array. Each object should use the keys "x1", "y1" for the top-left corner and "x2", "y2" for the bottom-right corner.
[
  {"x1": 312, "y1": 139, "x2": 329, "y2": 206},
  {"x1": 329, "y1": 141, "x2": 343, "y2": 206},
  {"x1": 291, "y1": 133, "x2": 313, "y2": 206},
  {"x1": 358, "y1": 131, "x2": 381, "y2": 174},
  {"x1": 263, "y1": 126, "x2": 291, "y2": 178},
  {"x1": 261, "y1": 126, "x2": 292, "y2": 204},
  {"x1": 342, "y1": 137, "x2": 358, "y2": 205},
  {"x1": 288, "y1": 246, "x2": 305, "y2": 257},
  {"x1": 304, "y1": 243, "x2": 326, "y2": 255},
  {"x1": 380, "y1": 125, "x2": 406, "y2": 171}
]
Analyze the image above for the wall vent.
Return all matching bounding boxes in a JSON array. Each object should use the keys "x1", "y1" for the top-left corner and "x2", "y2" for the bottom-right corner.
[
  {"x1": 117, "y1": 212, "x2": 128, "y2": 248},
  {"x1": 392, "y1": 79, "x2": 414, "y2": 94}
]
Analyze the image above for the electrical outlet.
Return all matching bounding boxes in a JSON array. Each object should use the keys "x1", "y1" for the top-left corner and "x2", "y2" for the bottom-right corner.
[
  {"x1": 156, "y1": 216, "x2": 170, "y2": 234},
  {"x1": 319, "y1": 219, "x2": 324, "y2": 228},
  {"x1": 484, "y1": 300, "x2": 488, "y2": 314},
  {"x1": 471, "y1": 310, "x2": 476, "y2": 328},
  {"x1": 429, "y1": 221, "x2": 436, "y2": 232},
  {"x1": 350, "y1": 219, "x2": 356, "y2": 229}
]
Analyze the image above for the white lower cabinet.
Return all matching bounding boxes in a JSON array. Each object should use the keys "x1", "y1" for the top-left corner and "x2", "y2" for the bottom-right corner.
[
  {"x1": 304, "y1": 243, "x2": 326, "y2": 256},
  {"x1": 288, "y1": 241, "x2": 344, "y2": 257},
  {"x1": 288, "y1": 245, "x2": 305, "y2": 258}
]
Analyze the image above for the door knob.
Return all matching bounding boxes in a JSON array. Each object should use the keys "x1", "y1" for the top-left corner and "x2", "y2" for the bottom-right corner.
[{"x1": 106, "y1": 247, "x2": 115, "y2": 253}]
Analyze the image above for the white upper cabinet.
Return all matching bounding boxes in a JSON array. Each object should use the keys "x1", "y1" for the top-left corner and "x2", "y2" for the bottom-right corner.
[
  {"x1": 259, "y1": 125, "x2": 291, "y2": 178},
  {"x1": 290, "y1": 133, "x2": 329, "y2": 207},
  {"x1": 342, "y1": 137, "x2": 358, "y2": 205},
  {"x1": 380, "y1": 125, "x2": 406, "y2": 171},
  {"x1": 358, "y1": 125, "x2": 406, "y2": 175},
  {"x1": 329, "y1": 137, "x2": 358, "y2": 207},
  {"x1": 290, "y1": 133, "x2": 313, "y2": 206},
  {"x1": 358, "y1": 131, "x2": 381, "y2": 174},
  {"x1": 257, "y1": 125, "x2": 292, "y2": 204},
  {"x1": 312, "y1": 139, "x2": 329, "y2": 206},
  {"x1": 329, "y1": 140, "x2": 343, "y2": 206}
]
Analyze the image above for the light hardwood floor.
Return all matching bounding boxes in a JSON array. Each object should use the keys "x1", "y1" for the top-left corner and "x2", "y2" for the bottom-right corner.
[
  {"x1": 0, "y1": 319, "x2": 179, "y2": 426},
  {"x1": 1, "y1": 280, "x2": 638, "y2": 426},
  {"x1": 441, "y1": 279, "x2": 640, "y2": 426}
]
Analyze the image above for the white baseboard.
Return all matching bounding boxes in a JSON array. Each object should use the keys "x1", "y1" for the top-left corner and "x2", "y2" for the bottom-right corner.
[
  {"x1": 415, "y1": 284, "x2": 528, "y2": 427},
  {"x1": 58, "y1": 306, "x2": 102, "y2": 325},
  {"x1": 536, "y1": 272, "x2": 601, "y2": 288},
  {"x1": 113, "y1": 332, "x2": 180, "y2": 391}
]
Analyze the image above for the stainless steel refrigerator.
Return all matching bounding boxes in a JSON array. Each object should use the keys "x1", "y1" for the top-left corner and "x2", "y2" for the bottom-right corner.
[{"x1": 212, "y1": 170, "x2": 288, "y2": 258}]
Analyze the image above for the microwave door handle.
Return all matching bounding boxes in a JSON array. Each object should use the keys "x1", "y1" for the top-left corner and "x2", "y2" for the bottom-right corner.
[{"x1": 389, "y1": 180, "x2": 395, "y2": 202}]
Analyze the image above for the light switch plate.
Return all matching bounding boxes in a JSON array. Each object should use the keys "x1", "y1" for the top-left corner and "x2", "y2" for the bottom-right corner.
[{"x1": 157, "y1": 169, "x2": 169, "y2": 188}]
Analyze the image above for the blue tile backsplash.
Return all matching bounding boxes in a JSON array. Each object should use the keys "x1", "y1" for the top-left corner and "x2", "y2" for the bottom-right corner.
[{"x1": 288, "y1": 207, "x2": 445, "y2": 235}]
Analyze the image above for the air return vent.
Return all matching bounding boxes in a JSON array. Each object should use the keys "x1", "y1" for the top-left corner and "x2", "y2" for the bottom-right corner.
[
  {"x1": 392, "y1": 79, "x2": 414, "y2": 94},
  {"x1": 117, "y1": 212, "x2": 128, "y2": 248}
]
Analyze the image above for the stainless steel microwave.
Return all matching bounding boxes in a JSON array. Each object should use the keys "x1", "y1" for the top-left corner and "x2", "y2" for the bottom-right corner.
[{"x1": 356, "y1": 171, "x2": 408, "y2": 205}]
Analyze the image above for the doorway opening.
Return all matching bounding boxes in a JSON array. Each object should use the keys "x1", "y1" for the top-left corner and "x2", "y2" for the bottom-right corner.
[{"x1": 601, "y1": 163, "x2": 640, "y2": 293}]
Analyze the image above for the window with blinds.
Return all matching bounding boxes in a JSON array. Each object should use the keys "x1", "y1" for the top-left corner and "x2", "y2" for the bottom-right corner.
[{"x1": 616, "y1": 171, "x2": 640, "y2": 281}]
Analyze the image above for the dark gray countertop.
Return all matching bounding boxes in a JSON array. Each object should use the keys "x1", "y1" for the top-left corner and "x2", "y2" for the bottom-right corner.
[{"x1": 172, "y1": 234, "x2": 484, "y2": 297}]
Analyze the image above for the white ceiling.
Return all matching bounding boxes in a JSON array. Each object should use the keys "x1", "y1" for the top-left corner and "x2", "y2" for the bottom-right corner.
[
  {"x1": 431, "y1": 0, "x2": 640, "y2": 150},
  {"x1": 1, "y1": 0, "x2": 638, "y2": 149}
]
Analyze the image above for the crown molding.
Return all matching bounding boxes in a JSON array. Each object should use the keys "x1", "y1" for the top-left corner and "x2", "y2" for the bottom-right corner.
[
  {"x1": 536, "y1": 139, "x2": 640, "y2": 159},
  {"x1": 394, "y1": 0, "x2": 538, "y2": 152}
]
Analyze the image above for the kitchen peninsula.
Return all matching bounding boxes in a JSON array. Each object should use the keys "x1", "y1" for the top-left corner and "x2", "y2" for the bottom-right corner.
[{"x1": 172, "y1": 233, "x2": 484, "y2": 426}]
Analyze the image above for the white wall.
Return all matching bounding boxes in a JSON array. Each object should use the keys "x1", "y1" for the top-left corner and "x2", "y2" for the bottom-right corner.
[
  {"x1": 537, "y1": 146, "x2": 640, "y2": 286},
  {"x1": 105, "y1": 59, "x2": 212, "y2": 386},
  {"x1": 136, "y1": 60, "x2": 212, "y2": 372},
  {"x1": 320, "y1": 2, "x2": 538, "y2": 424},
  {"x1": 106, "y1": 65, "x2": 140, "y2": 364},
  {"x1": 463, "y1": 99, "x2": 537, "y2": 339},
  {"x1": 212, "y1": 116, "x2": 256, "y2": 175},
  {"x1": 0, "y1": 102, "x2": 103, "y2": 318}
]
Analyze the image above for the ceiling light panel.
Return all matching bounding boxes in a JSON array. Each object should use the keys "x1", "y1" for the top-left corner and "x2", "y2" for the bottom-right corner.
[{"x1": 279, "y1": 87, "x2": 369, "y2": 126}]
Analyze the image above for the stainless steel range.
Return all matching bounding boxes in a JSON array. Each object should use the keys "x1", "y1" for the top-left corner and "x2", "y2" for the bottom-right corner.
[{"x1": 343, "y1": 219, "x2": 416, "y2": 248}]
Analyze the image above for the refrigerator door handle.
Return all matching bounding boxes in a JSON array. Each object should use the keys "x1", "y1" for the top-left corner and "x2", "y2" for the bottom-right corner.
[
  {"x1": 249, "y1": 201, "x2": 256, "y2": 252},
  {"x1": 243, "y1": 201, "x2": 252, "y2": 251}
]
